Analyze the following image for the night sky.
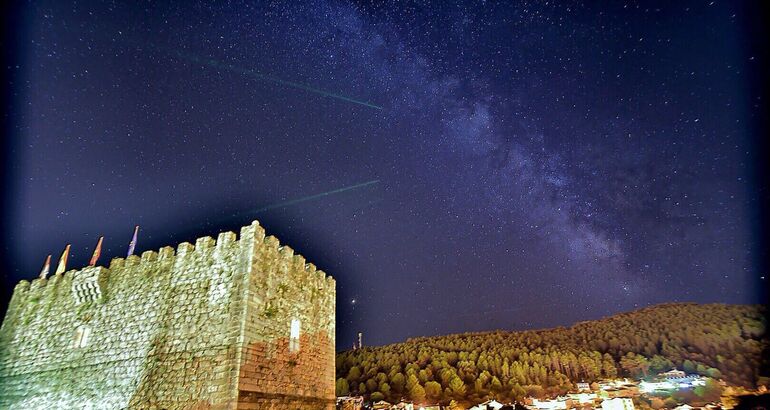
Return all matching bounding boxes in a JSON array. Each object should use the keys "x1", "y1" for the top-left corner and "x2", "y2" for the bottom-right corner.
[{"x1": 1, "y1": 1, "x2": 767, "y2": 348}]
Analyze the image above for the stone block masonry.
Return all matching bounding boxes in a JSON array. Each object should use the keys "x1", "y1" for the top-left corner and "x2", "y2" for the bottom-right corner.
[{"x1": 0, "y1": 220, "x2": 335, "y2": 410}]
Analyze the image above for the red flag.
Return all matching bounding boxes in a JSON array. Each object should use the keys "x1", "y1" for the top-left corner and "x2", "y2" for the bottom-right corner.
[
  {"x1": 127, "y1": 225, "x2": 139, "y2": 257},
  {"x1": 89, "y1": 236, "x2": 103, "y2": 266},
  {"x1": 55, "y1": 244, "x2": 70, "y2": 275},
  {"x1": 39, "y1": 254, "x2": 51, "y2": 279}
]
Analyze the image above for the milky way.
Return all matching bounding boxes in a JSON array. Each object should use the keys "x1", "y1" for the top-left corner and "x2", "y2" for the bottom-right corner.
[{"x1": 1, "y1": 0, "x2": 766, "y2": 347}]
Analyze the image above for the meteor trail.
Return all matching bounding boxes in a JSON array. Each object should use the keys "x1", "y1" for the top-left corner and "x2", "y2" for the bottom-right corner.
[
  {"x1": 178, "y1": 52, "x2": 383, "y2": 110},
  {"x1": 232, "y1": 180, "x2": 380, "y2": 218}
]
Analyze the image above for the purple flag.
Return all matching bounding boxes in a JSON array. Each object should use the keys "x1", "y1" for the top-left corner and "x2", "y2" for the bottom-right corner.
[{"x1": 127, "y1": 225, "x2": 139, "y2": 257}]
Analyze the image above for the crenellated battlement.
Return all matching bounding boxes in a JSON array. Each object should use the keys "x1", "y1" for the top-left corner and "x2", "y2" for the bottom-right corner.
[{"x1": 6, "y1": 220, "x2": 334, "y2": 304}]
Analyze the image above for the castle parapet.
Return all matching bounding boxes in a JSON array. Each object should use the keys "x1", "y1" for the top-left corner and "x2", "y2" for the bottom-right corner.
[
  {"x1": 158, "y1": 246, "x2": 175, "y2": 260},
  {"x1": 9, "y1": 219, "x2": 336, "y2": 306},
  {"x1": 141, "y1": 250, "x2": 158, "y2": 262},
  {"x1": 177, "y1": 242, "x2": 194, "y2": 255},
  {"x1": 217, "y1": 231, "x2": 236, "y2": 247},
  {"x1": 125, "y1": 255, "x2": 140, "y2": 267},
  {"x1": 15, "y1": 280, "x2": 30, "y2": 293},
  {"x1": 195, "y1": 236, "x2": 215, "y2": 251},
  {"x1": 110, "y1": 257, "x2": 125, "y2": 269}
]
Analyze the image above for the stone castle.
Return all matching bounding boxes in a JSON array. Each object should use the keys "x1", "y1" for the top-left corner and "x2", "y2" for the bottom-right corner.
[{"x1": 0, "y1": 220, "x2": 336, "y2": 409}]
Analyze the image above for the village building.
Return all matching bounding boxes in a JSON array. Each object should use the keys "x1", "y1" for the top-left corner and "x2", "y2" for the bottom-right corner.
[
  {"x1": 469, "y1": 399, "x2": 506, "y2": 410},
  {"x1": 576, "y1": 382, "x2": 591, "y2": 391},
  {"x1": 639, "y1": 380, "x2": 675, "y2": 393},
  {"x1": 392, "y1": 400, "x2": 415, "y2": 410},
  {"x1": 598, "y1": 379, "x2": 638, "y2": 391},
  {"x1": 658, "y1": 369, "x2": 686, "y2": 379},
  {"x1": 336, "y1": 395, "x2": 364, "y2": 410},
  {"x1": 526, "y1": 397, "x2": 574, "y2": 410},
  {"x1": 640, "y1": 375, "x2": 705, "y2": 393},
  {"x1": 566, "y1": 392, "x2": 598, "y2": 404},
  {"x1": 600, "y1": 398, "x2": 635, "y2": 410},
  {"x1": 372, "y1": 400, "x2": 393, "y2": 409}
]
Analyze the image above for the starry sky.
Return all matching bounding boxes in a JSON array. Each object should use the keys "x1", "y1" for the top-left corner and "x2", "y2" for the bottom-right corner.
[{"x1": 1, "y1": 0, "x2": 767, "y2": 348}]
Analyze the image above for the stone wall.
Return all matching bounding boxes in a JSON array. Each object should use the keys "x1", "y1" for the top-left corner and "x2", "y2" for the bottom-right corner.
[
  {"x1": 0, "y1": 220, "x2": 335, "y2": 410},
  {"x1": 237, "y1": 223, "x2": 336, "y2": 410}
]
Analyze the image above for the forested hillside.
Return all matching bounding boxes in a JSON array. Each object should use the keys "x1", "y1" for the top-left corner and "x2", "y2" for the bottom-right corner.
[{"x1": 336, "y1": 303, "x2": 767, "y2": 404}]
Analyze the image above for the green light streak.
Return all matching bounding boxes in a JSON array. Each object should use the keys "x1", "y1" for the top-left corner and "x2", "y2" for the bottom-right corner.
[
  {"x1": 232, "y1": 180, "x2": 381, "y2": 217},
  {"x1": 178, "y1": 52, "x2": 383, "y2": 110}
]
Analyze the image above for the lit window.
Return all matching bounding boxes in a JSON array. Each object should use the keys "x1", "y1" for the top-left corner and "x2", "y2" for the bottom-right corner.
[
  {"x1": 72, "y1": 325, "x2": 91, "y2": 349},
  {"x1": 289, "y1": 318, "x2": 300, "y2": 352}
]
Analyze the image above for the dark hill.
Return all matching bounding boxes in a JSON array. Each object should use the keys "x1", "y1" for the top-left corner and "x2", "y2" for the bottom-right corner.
[{"x1": 335, "y1": 303, "x2": 767, "y2": 404}]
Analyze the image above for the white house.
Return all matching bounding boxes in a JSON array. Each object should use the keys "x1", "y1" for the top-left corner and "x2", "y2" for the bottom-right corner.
[
  {"x1": 393, "y1": 400, "x2": 415, "y2": 410},
  {"x1": 601, "y1": 398, "x2": 635, "y2": 410},
  {"x1": 639, "y1": 380, "x2": 675, "y2": 393},
  {"x1": 372, "y1": 400, "x2": 392, "y2": 410},
  {"x1": 469, "y1": 399, "x2": 505, "y2": 410},
  {"x1": 530, "y1": 398, "x2": 571, "y2": 410},
  {"x1": 669, "y1": 376, "x2": 706, "y2": 388},
  {"x1": 336, "y1": 396, "x2": 364, "y2": 410},
  {"x1": 567, "y1": 393, "x2": 597, "y2": 404},
  {"x1": 599, "y1": 379, "x2": 637, "y2": 390},
  {"x1": 658, "y1": 369, "x2": 686, "y2": 379}
]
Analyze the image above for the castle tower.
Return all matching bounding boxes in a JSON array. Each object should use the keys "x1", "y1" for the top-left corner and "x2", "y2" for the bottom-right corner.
[{"x1": 0, "y1": 220, "x2": 336, "y2": 410}]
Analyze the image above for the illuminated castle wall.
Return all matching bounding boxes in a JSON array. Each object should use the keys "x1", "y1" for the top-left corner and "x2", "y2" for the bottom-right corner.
[{"x1": 0, "y1": 220, "x2": 336, "y2": 409}]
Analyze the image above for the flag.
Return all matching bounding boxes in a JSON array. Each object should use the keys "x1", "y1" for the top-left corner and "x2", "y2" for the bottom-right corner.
[
  {"x1": 55, "y1": 244, "x2": 71, "y2": 275},
  {"x1": 39, "y1": 255, "x2": 51, "y2": 280},
  {"x1": 89, "y1": 236, "x2": 103, "y2": 266},
  {"x1": 127, "y1": 225, "x2": 139, "y2": 257}
]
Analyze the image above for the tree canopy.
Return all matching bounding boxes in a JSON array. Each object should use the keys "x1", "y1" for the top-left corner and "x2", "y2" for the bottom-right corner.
[{"x1": 336, "y1": 303, "x2": 767, "y2": 405}]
